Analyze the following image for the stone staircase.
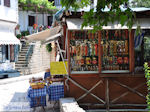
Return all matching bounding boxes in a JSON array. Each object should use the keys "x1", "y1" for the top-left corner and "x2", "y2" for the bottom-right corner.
[
  {"x1": 15, "y1": 44, "x2": 32, "y2": 75},
  {"x1": 15, "y1": 41, "x2": 54, "y2": 75}
]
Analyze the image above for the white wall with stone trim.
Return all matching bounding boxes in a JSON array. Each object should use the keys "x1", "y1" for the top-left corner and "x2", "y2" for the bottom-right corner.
[
  {"x1": 0, "y1": 0, "x2": 18, "y2": 23},
  {"x1": 19, "y1": 11, "x2": 53, "y2": 32}
]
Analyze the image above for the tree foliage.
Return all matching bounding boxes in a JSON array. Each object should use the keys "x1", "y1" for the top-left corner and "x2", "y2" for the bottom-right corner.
[
  {"x1": 61, "y1": 0, "x2": 136, "y2": 31},
  {"x1": 131, "y1": 0, "x2": 150, "y2": 8},
  {"x1": 19, "y1": 0, "x2": 58, "y2": 13}
]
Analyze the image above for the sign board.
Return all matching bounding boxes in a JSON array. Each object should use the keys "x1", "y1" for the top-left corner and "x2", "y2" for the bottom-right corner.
[{"x1": 50, "y1": 61, "x2": 68, "y2": 75}]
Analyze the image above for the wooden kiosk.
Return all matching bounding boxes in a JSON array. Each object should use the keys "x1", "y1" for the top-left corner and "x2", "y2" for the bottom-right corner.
[
  {"x1": 25, "y1": 9, "x2": 150, "y2": 111},
  {"x1": 60, "y1": 11, "x2": 150, "y2": 111}
]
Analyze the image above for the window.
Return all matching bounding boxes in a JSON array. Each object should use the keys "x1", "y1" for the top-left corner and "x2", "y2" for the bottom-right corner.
[
  {"x1": 0, "y1": 46, "x2": 2, "y2": 62},
  {"x1": 101, "y1": 30, "x2": 129, "y2": 73},
  {"x1": 48, "y1": 16, "x2": 53, "y2": 26},
  {"x1": 0, "y1": 0, "x2": 1, "y2": 5},
  {"x1": 10, "y1": 45, "x2": 14, "y2": 62},
  {"x1": 5, "y1": 45, "x2": 9, "y2": 60},
  {"x1": 69, "y1": 31, "x2": 99, "y2": 74},
  {"x1": 4, "y1": 0, "x2": 10, "y2": 7},
  {"x1": 28, "y1": 16, "x2": 35, "y2": 26},
  {"x1": 134, "y1": 30, "x2": 150, "y2": 73}
]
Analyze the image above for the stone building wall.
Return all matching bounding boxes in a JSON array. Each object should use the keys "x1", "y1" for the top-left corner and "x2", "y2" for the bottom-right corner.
[{"x1": 28, "y1": 41, "x2": 56, "y2": 74}]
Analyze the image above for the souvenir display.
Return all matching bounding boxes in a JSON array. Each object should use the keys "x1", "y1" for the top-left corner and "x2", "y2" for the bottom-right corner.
[
  {"x1": 70, "y1": 31, "x2": 99, "y2": 72},
  {"x1": 101, "y1": 30, "x2": 129, "y2": 71},
  {"x1": 29, "y1": 77, "x2": 46, "y2": 89}
]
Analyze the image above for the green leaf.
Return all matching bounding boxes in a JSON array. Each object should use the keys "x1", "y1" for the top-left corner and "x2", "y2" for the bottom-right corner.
[{"x1": 120, "y1": 15, "x2": 128, "y2": 26}]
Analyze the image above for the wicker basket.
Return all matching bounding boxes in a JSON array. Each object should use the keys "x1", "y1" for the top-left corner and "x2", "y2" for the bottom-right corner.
[
  {"x1": 38, "y1": 84, "x2": 45, "y2": 89},
  {"x1": 30, "y1": 83, "x2": 45, "y2": 89},
  {"x1": 30, "y1": 83, "x2": 39, "y2": 89}
]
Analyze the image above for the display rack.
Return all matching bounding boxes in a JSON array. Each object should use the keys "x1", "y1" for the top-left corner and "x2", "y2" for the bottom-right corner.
[
  {"x1": 101, "y1": 30, "x2": 129, "y2": 73},
  {"x1": 69, "y1": 31, "x2": 99, "y2": 74}
]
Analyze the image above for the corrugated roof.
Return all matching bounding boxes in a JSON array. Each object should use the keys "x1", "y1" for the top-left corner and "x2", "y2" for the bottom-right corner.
[
  {"x1": 66, "y1": 18, "x2": 150, "y2": 30},
  {"x1": 74, "y1": 6, "x2": 150, "y2": 12}
]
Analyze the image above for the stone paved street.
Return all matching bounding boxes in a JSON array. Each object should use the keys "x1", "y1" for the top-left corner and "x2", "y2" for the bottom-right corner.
[{"x1": 0, "y1": 72, "x2": 59, "y2": 112}]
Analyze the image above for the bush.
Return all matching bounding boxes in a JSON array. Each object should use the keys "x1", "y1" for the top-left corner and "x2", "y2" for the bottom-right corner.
[
  {"x1": 46, "y1": 43, "x2": 52, "y2": 52},
  {"x1": 144, "y1": 62, "x2": 150, "y2": 110},
  {"x1": 16, "y1": 34, "x2": 22, "y2": 39},
  {"x1": 21, "y1": 31, "x2": 29, "y2": 36}
]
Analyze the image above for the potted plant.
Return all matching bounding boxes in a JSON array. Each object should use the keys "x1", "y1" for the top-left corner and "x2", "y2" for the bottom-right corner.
[
  {"x1": 16, "y1": 34, "x2": 22, "y2": 39},
  {"x1": 46, "y1": 43, "x2": 52, "y2": 52}
]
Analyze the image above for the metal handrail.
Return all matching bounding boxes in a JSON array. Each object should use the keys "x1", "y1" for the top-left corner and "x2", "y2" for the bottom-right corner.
[{"x1": 25, "y1": 44, "x2": 34, "y2": 67}]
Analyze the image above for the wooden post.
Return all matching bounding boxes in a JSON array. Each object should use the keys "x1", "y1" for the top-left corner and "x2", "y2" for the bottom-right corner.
[
  {"x1": 63, "y1": 24, "x2": 67, "y2": 52},
  {"x1": 98, "y1": 31, "x2": 102, "y2": 73},
  {"x1": 105, "y1": 78, "x2": 110, "y2": 111},
  {"x1": 68, "y1": 30, "x2": 71, "y2": 75},
  {"x1": 35, "y1": 6, "x2": 38, "y2": 26},
  {"x1": 129, "y1": 30, "x2": 134, "y2": 73}
]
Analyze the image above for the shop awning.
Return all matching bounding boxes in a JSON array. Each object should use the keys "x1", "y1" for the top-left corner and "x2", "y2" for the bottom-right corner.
[
  {"x1": 42, "y1": 33, "x2": 62, "y2": 44},
  {"x1": 0, "y1": 32, "x2": 20, "y2": 45},
  {"x1": 25, "y1": 26, "x2": 62, "y2": 43},
  {"x1": 66, "y1": 18, "x2": 150, "y2": 30}
]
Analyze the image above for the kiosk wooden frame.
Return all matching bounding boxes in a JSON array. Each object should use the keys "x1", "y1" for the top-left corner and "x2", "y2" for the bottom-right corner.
[{"x1": 61, "y1": 11, "x2": 150, "y2": 111}]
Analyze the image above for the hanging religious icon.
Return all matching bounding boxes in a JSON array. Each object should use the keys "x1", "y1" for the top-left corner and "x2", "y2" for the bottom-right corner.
[
  {"x1": 122, "y1": 30, "x2": 126, "y2": 39},
  {"x1": 92, "y1": 57, "x2": 98, "y2": 65},
  {"x1": 124, "y1": 57, "x2": 129, "y2": 64},
  {"x1": 106, "y1": 30, "x2": 109, "y2": 40},
  {"x1": 114, "y1": 30, "x2": 118, "y2": 38},
  {"x1": 125, "y1": 40, "x2": 128, "y2": 55},
  {"x1": 72, "y1": 31, "x2": 75, "y2": 39},
  {"x1": 86, "y1": 57, "x2": 91, "y2": 65},
  {"x1": 80, "y1": 57, "x2": 85, "y2": 65},
  {"x1": 117, "y1": 57, "x2": 123, "y2": 64},
  {"x1": 125, "y1": 29, "x2": 129, "y2": 39},
  {"x1": 81, "y1": 43, "x2": 85, "y2": 56},
  {"x1": 113, "y1": 41, "x2": 117, "y2": 55},
  {"x1": 95, "y1": 43, "x2": 98, "y2": 56},
  {"x1": 92, "y1": 41, "x2": 95, "y2": 56},
  {"x1": 84, "y1": 40, "x2": 88, "y2": 56},
  {"x1": 119, "y1": 30, "x2": 121, "y2": 38},
  {"x1": 76, "y1": 41, "x2": 81, "y2": 56}
]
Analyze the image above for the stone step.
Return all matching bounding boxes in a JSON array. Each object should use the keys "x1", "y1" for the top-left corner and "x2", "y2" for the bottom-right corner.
[
  {"x1": 15, "y1": 67, "x2": 27, "y2": 69},
  {"x1": 19, "y1": 51, "x2": 28, "y2": 53},
  {"x1": 22, "y1": 45, "x2": 30, "y2": 48},
  {"x1": 21, "y1": 47, "x2": 29, "y2": 49},
  {"x1": 19, "y1": 50, "x2": 28, "y2": 52},
  {"x1": 15, "y1": 63, "x2": 27, "y2": 65},
  {"x1": 20, "y1": 49, "x2": 29, "y2": 51},
  {"x1": 17, "y1": 57, "x2": 31, "y2": 60},
  {"x1": 17, "y1": 59, "x2": 26, "y2": 61},
  {"x1": 15, "y1": 65, "x2": 27, "y2": 68},
  {"x1": 22, "y1": 46, "x2": 30, "y2": 48},
  {"x1": 16, "y1": 62, "x2": 27, "y2": 64},
  {"x1": 17, "y1": 56, "x2": 26, "y2": 59},
  {"x1": 17, "y1": 59, "x2": 26, "y2": 62},
  {"x1": 19, "y1": 54, "x2": 27, "y2": 56}
]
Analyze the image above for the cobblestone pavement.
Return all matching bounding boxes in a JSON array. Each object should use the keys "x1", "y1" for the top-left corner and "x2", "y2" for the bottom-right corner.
[{"x1": 0, "y1": 72, "x2": 59, "y2": 112}]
